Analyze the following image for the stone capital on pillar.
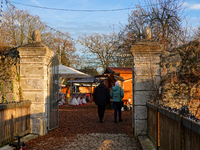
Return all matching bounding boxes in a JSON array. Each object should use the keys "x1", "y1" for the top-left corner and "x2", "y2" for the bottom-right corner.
[{"x1": 131, "y1": 40, "x2": 163, "y2": 56}]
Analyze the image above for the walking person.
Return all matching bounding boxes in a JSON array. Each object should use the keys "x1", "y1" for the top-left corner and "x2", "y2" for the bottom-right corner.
[
  {"x1": 110, "y1": 81, "x2": 124, "y2": 123},
  {"x1": 93, "y1": 80, "x2": 110, "y2": 123}
]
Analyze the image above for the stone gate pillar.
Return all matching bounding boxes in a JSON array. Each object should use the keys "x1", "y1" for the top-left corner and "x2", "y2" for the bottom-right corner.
[
  {"x1": 131, "y1": 28, "x2": 163, "y2": 136},
  {"x1": 17, "y1": 30, "x2": 55, "y2": 135}
]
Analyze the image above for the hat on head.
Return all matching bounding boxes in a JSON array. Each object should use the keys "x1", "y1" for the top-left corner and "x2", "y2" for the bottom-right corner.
[
  {"x1": 115, "y1": 81, "x2": 119, "y2": 86},
  {"x1": 100, "y1": 80, "x2": 105, "y2": 84}
]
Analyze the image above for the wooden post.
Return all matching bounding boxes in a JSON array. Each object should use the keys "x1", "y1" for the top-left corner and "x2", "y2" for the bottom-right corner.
[
  {"x1": 157, "y1": 111, "x2": 160, "y2": 148},
  {"x1": 11, "y1": 114, "x2": 14, "y2": 142},
  {"x1": 179, "y1": 114, "x2": 183, "y2": 150}
]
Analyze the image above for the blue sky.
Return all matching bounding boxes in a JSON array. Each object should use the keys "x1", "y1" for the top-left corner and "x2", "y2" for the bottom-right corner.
[{"x1": 3, "y1": 0, "x2": 200, "y2": 47}]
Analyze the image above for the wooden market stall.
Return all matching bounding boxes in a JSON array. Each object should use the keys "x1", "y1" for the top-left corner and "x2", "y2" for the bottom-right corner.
[{"x1": 66, "y1": 77, "x2": 99, "y2": 101}]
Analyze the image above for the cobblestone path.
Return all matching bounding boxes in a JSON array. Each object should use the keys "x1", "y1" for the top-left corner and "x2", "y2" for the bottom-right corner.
[
  {"x1": 26, "y1": 103, "x2": 142, "y2": 150},
  {"x1": 63, "y1": 133, "x2": 138, "y2": 150}
]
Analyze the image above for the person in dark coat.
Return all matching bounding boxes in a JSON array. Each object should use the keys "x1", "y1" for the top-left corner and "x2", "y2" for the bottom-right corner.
[{"x1": 93, "y1": 80, "x2": 110, "y2": 123}]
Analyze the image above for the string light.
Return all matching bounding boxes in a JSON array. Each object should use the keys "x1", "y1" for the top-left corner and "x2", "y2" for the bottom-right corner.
[{"x1": 6, "y1": 0, "x2": 162, "y2": 13}]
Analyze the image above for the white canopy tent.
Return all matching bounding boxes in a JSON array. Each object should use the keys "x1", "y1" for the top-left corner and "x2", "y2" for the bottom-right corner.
[
  {"x1": 58, "y1": 65, "x2": 91, "y2": 103},
  {"x1": 59, "y1": 64, "x2": 91, "y2": 78}
]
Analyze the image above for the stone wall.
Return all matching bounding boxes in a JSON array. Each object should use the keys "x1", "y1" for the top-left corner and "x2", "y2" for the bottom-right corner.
[
  {"x1": 0, "y1": 48, "x2": 20, "y2": 103},
  {"x1": 160, "y1": 41, "x2": 200, "y2": 118}
]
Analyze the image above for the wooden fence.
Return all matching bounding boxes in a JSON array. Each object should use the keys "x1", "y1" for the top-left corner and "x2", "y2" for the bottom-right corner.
[
  {"x1": 147, "y1": 102, "x2": 200, "y2": 150},
  {"x1": 0, "y1": 101, "x2": 31, "y2": 146}
]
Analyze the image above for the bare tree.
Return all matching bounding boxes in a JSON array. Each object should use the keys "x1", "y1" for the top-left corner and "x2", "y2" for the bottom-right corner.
[
  {"x1": 146, "y1": 0, "x2": 185, "y2": 50},
  {"x1": 119, "y1": 0, "x2": 185, "y2": 51},
  {"x1": 193, "y1": 26, "x2": 200, "y2": 41},
  {"x1": 2, "y1": 6, "x2": 45, "y2": 46},
  {"x1": 119, "y1": 5, "x2": 148, "y2": 45},
  {"x1": 78, "y1": 32, "x2": 119, "y2": 71},
  {"x1": 0, "y1": 23, "x2": 11, "y2": 49},
  {"x1": 1, "y1": 6, "x2": 81, "y2": 68},
  {"x1": 42, "y1": 32, "x2": 81, "y2": 68}
]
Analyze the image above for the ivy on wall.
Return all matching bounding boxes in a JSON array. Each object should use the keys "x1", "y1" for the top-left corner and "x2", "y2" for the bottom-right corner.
[
  {"x1": 16, "y1": 73, "x2": 23, "y2": 101},
  {"x1": 11, "y1": 81, "x2": 16, "y2": 102},
  {"x1": 1, "y1": 82, "x2": 6, "y2": 103},
  {"x1": 0, "y1": 47, "x2": 20, "y2": 103}
]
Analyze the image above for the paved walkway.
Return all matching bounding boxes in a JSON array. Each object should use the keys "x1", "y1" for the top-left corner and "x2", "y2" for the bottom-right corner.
[
  {"x1": 62, "y1": 133, "x2": 138, "y2": 150},
  {"x1": 1, "y1": 103, "x2": 144, "y2": 150}
]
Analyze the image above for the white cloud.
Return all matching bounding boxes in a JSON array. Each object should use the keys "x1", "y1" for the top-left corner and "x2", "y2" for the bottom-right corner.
[
  {"x1": 183, "y1": 2, "x2": 189, "y2": 7},
  {"x1": 190, "y1": 4, "x2": 200, "y2": 10},
  {"x1": 183, "y1": 2, "x2": 200, "y2": 10}
]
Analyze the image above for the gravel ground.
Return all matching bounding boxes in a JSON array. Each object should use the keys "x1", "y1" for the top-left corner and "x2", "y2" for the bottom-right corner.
[{"x1": 25, "y1": 103, "x2": 142, "y2": 150}]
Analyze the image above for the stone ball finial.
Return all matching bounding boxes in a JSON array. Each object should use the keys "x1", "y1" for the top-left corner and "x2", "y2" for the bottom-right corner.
[
  {"x1": 32, "y1": 29, "x2": 41, "y2": 42},
  {"x1": 144, "y1": 27, "x2": 151, "y2": 40}
]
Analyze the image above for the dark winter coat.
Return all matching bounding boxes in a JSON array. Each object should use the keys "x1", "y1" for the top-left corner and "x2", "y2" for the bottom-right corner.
[
  {"x1": 93, "y1": 83, "x2": 110, "y2": 106},
  {"x1": 110, "y1": 86, "x2": 124, "y2": 102}
]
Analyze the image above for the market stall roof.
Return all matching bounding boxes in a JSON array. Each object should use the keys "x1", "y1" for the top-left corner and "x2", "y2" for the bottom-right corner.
[
  {"x1": 95, "y1": 74, "x2": 124, "y2": 81},
  {"x1": 59, "y1": 64, "x2": 91, "y2": 78},
  {"x1": 67, "y1": 77, "x2": 99, "y2": 83},
  {"x1": 104, "y1": 67, "x2": 132, "y2": 74}
]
